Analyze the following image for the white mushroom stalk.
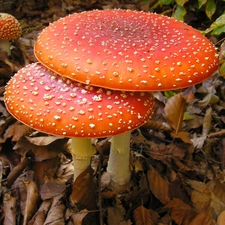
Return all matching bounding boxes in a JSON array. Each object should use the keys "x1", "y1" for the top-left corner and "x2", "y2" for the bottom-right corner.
[
  {"x1": 107, "y1": 132, "x2": 131, "y2": 188},
  {"x1": 71, "y1": 138, "x2": 95, "y2": 181}
]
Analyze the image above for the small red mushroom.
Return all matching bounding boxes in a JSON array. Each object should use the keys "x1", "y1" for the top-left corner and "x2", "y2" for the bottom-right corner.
[
  {"x1": 0, "y1": 13, "x2": 22, "y2": 55},
  {"x1": 34, "y1": 9, "x2": 219, "y2": 92},
  {"x1": 4, "y1": 63, "x2": 155, "y2": 182}
]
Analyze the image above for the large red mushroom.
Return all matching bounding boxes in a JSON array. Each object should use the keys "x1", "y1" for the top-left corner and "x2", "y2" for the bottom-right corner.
[
  {"x1": 32, "y1": 9, "x2": 219, "y2": 188},
  {"x1": 34, "y1": 9, "x2": 219, "y2": 92},
  {"x1": 4, "y1": 62, "x2": 155, "y2": 183}
]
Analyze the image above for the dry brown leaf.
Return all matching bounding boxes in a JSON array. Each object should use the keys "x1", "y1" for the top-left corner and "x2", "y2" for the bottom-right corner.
[
  {"x1": 43, "y1": 195, "x2": 65, "y2": 225},
  {"x1": 14, "y1": 137, "x2": 67, "y2": 162},
  {"x1": 70, "y1": 166, "x2": 97, "y2": 210},
  {"x1": 198, "y1": 93, "x2": 219, "y2": 107},
  {"x1": 28, "y1": 199, "x2": 52, "y2": 225},
  {"x1": 107, "y1": 206, "x2": 131, "y2": 225},
  {"x1": 25, "y1": 136, "x2": 65, "y2": 146},
  {"x1": 3, "y1": 122, "x2": 32, "y2": 142},
  {"x1": 217, "y1": 210, "x2": 225, "y2": 225},
  {"x1": 147, "y1": 167, "x2": 170, "y2": 204},
  {"x1": 189, "y1": 204, "x2": 215, "y2": 225},
  {"x1": 164, "y1": 93, "x2": 186, "y2": 133},
  {"x1": 71, "y1": 209, "x2": 88, "y2": 225},
  {"x1": 6, "y1": 157, "x2": 31, "y2": 188},
  {"x1": 40, "y1": 181, "x2": 66, "y2": 200},
  {"x1": 142, "y1": 119, "x2": 172, "y2": 132},
  {"x1": 22, "y1": 180, "x2": 39, "y2": 225},
  {"x1": 189, "y1": 179, "x2": 225, "y2": 215},
  {"x1": 207, "y1": 179, "x2": 225, "y2": 204},
  {"x1": 31, "y1": 157, "x2": 60, "y2": 186},
  {"x1": 170, "y1": 131, "x2": 192, "y2": 144},
  {"x1": 3, "y1": 192, "x2": 17, "y2": 225},
  {"x1": 133, "y1": 205, "x2": 153, "y2": 225},
  {"x1": 202, "y1": 107, "x2": 212, "y2": 137},
  {"x1": 164, "y1": 198, "x2": 196, "y2": 225}
]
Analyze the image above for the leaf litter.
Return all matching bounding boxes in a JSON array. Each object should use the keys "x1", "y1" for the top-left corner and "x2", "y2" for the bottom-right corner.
[{"x1": 0, "y1": 0, "x2": 225, "y2": 224}]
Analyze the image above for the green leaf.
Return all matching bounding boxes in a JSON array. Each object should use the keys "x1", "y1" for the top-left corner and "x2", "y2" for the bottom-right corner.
[
  {"x1": 205, "y1": 0, "x2": 216, "y2": 19},
  {"x1": 173, "y1": 4, "x2": 187, "y2": 21},
  {"x1": 219, "y1": 61, "x2": 225, "y2": 77},
  {"x1": 159, "y1": 0, "x2": 174, "y2": 4},
  {"x1": 203, "y1": 14, "x2": 225, "y2": 35},
  {"x1": 211, "y1": 25, "x2": 225, "y2": 35},
  {"x1": 164, "y1": 90, "x2": 176, "y2": 98},
  {"x1": 198, "y1": 0, "x2": 207, "y2": 8},
  {"x1": 175, "y1": 0, "x2": 189, "y2": 6}
]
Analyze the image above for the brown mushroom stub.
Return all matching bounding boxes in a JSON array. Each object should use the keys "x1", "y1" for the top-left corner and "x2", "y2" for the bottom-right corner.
[
  {"x1": 34, "y1": 9, "x2": 219, "y2": 92},
  {"x1": 0, "y1": 13, "x2": 22, "y2": 55},
  {"x1": 4, "y1": 63, "x2": 155, "y2": 182}
]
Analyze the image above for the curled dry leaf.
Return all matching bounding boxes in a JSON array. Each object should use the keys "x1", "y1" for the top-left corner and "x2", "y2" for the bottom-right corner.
[
  {"x1": 3, "y1": 122, "x2": 32, "y2": 142},
  {"x1": 27, "y1": 199, "x2": 52, "y2": 225},
  {"x1": 141, "y1": 119, "x2": 172, "y2": 132},
  {"x1": 217, "y1": 210, "x2": 225, "y2": 225},
  {"x1": 202, "y1": 107, "x2": 212, "y2": 137},
  {"x1": 198, "y1": 93, "x2": 219, "y2": 107},
  {"x1": 43, "y1": 194, "x2": 65, "y2": 225},
  {"x1": 3, "y1": 192, "x2": 17, "y2": 225},
  {"x1": 164, "y1": 93, "x2": 192, "y2": 143},
  {"x1": 71, "y1": 209, "x2": 88, "y2": 225},
  {"x1": 164, "y1": 93, "x2": 186, "y2": 133},
  {"x1": 133, "y1": 205, "x2": 153, "y2": 225},
  {"x1": 6, "y1": 157, "x2": 31, "y2": 188},
  {"x1": 147, "y1": 167, "x2": 170, "y2": 205},
  {"x1": 70, "y1": 166, "x2": 97, "y2": 210},
  {"x1": 22, "y1": 180, "x2": 39, "y2": 225}
]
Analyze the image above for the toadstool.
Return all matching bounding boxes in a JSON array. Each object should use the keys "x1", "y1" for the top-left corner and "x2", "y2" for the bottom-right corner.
[
  {"x1": 33, "y1": 9, "x2": 219, "y2": 188},
  {"x1": 0, "y1": 13, "x2": 22, "y2": 55},
  {"x1": 34, "y1": 9, "x2": 219, "y2": 92},
  {"x1": 4, "y1": 62, "x2": 155, "y2": 182}
]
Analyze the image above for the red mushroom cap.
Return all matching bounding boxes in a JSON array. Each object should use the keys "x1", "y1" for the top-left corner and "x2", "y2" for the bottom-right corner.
[
  {"x1": 0, "y1": 13, "x2": 22, "y2": 40},
  {"x1": 34, "y1": 9, "x2": 219, "y2": 92},
  {"x1": 4, "y1": 63, "x2": 155, "y2": 138}
]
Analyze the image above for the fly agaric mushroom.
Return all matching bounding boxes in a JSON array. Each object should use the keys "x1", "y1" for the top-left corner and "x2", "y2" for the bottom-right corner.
[
  {"x1": 4, "y1": 62, "x2": 155, "y2": 183},
  {"x1": 0, "y1": 13, "x2": 22, "y2": 55},
  {"x1": 34, "y1": 9, "x2": 219, "y2": 92}
]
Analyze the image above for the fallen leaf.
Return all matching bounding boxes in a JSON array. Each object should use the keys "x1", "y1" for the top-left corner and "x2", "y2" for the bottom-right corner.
[
  {"x1": 43, "y1": 195, "x2": 65, "y2": 225},
  {"x1": 3, "y1": 192, "x2": 17, "y2": 225},
  {"x1": 28, "y1": 199, "x2": 52, "y2": 225},
  {"x1": 217, "y1": 210, "x2": 225, "y2": 225},
  {"x1": 6, "y1": 157, "x2": 31, "y2": 188},
  {"x1": 71, "y1": 209, "x2": 88, "y2": 225},
  {"x1": 147, "y1": 167, "x2": 170, "y2": 204},
  {"x1": 165, "y1": 198, "x2": 196, "y2": 225},
  {"x1": 22, "y1": 180, "x2": 39, "y2": 225},
  {"x1": 189, "y1": 204, "x2": 215, "y2": 225},
  {"x1": 70, "y1": 166, "x2": 97, "y2": 210},
  {"x1": 164, "y1": 93, "x2": 186, "y2": 133},
  {"x1": 133, "y1": 205, "x2": 153, "y2": 225}
]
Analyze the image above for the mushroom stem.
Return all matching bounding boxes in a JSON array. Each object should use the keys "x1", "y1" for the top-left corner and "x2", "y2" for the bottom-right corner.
[
  {"x1": 107, "y1": 131, "x2": 131, "y2": 189},
  {"x1": 70, "y1": 138, "x2": 95, "y2": 181},
  {"x1": 0, "y1": 40, "x2": 10, "y2": 55}
]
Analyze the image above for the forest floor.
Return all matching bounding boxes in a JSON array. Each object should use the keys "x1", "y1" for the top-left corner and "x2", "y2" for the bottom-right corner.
[{"x1": 0, "y1": 0, "x2": 225, "y2": 224}]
